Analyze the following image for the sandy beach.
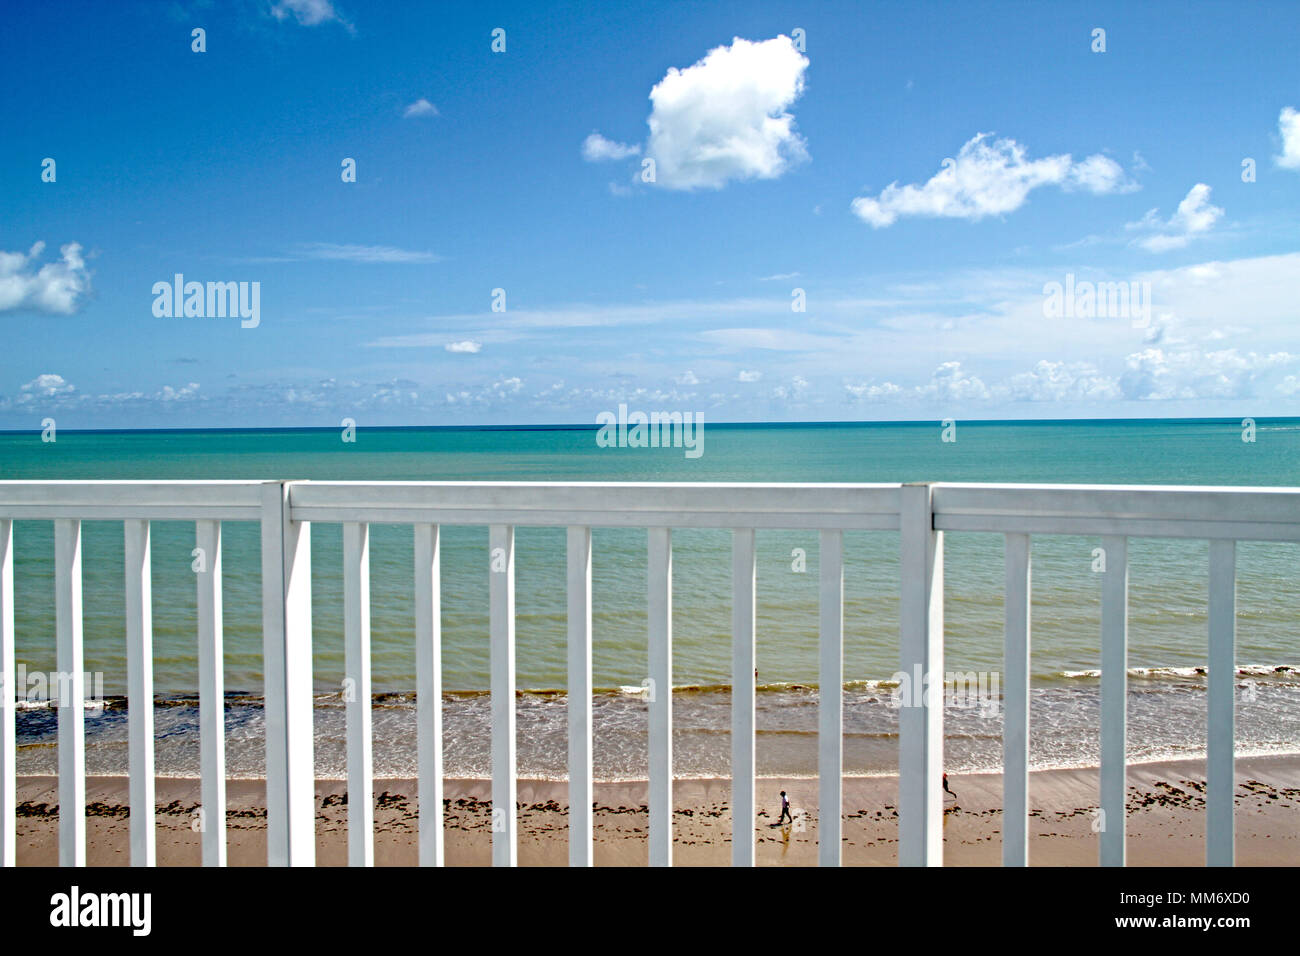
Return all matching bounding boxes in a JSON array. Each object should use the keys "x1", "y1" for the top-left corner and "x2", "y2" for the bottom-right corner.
[{"x1": 11, "y1": 754, "x2": 1298, "y2": 865}]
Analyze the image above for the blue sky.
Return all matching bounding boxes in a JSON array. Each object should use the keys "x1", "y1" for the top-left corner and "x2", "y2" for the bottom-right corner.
[{"x1": 3, "y1": 0, "x2": 1299, "y2": 427}]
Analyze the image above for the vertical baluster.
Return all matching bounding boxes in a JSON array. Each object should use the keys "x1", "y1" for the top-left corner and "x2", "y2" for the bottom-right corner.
[
  {"x1": 0, "y1": 519, "x2": 13, "y2": 867},
  {"x1": 1002, "y1": 533, "x2": 1031, "y2": 866},
  {"x1": 898, "y1": 484, "x2": 943, "y2": 866},
  {"x1": 195, "y1": 520, "x2": 226, "y2": 866},
  {"x1": 818, "y1": 529, "x2": 843, "y2": 867},
  {"x1": 261, "y1": 481, "x2": 314, "y2": 866},
  {"x1": 567, "y1": 526, "x2": 593, "y2": 867},
  {"x1": 124, "y1": 520, "x2": 155, "y2": 866},
  {"x1": 414, "y1": 524, "x2": 443, "y2": 866},
  {"x1": 1099, "y1": 535, "x2": 1128, "y2": 867},
  {"x1": 489, "y1": 524, "x2": 516, "y2": 867},
  {"x1": 55, "y1": 518, "x2": 85, "y2": 867},
  {"x1": 647, "y1": 527, "x2": 673, "y2": 867},
  {"x1": 1207, "y1": 539, "x2": 1236, "y2": 866},
  {"x1": 344, "y1": 522, "x2": 373, "y2": 866},
  {"x1": 731, "y1": 528, "x2": 756, "y2": 866}
]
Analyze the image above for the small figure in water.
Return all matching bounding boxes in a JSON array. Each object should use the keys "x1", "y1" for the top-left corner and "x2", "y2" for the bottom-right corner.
[{"x1": 776, "y1": 790, "x2": 794, "y2": 825}]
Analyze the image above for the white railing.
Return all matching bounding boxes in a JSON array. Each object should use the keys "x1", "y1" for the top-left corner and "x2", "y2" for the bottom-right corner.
[{"x1": 0, "y1": 479, "x2": 1297, "y2": 868}]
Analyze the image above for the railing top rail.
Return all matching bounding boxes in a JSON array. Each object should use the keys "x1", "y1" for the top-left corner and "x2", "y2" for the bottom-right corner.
[
  {"x1": 0, "y1": 480, "x2": 269, "y2": 520},
  {"x1": 2, "y1": 480, "x2": 1299, "y2": 537},
  {"x1": 931, "y1": 481, "x2": 1300, "y2": 493},
  {"x1": 287, "y1": 481, "x2": 904, "y2": 529},
  {"x1": 932, "y1": 483, "x2": 1300, "y2": 541},
  {"x1": 0, "y1": 479, "x2": 272, "y2": 484}
]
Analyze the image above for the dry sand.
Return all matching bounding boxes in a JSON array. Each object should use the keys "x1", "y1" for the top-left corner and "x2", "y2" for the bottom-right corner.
[{"x1": 12, "y1": 754, "x2": 1299, "y2": 865}]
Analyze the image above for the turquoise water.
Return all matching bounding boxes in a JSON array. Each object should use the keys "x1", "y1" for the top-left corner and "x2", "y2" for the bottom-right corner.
[{"x1": 3, "y1": 419, "x2": 1298, "y2": 777}]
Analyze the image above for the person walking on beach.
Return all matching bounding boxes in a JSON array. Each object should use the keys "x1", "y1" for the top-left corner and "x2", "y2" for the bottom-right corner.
[
  {"x1": 943, "y1": 773, "x2": 956, "y2": 799},
  {"x1": 776, "y1": 790, "x2": 794, "y2": 826}
]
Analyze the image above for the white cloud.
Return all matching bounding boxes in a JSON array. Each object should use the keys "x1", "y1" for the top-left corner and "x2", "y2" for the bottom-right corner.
[
  {"x1": 366, "y1": 381, "x2": 420, "y2": 406},
  {"x1": 220, "y1": 377, "x2": 426, "y2": 412},
  {"x1": 1127, "y1": 183, "x2": 1223, "y2": 252},
  {"x1": 851, "y1": 133, "x2": 1132, "y2": 228},
  {"x1": 444, "y1": 376, "x2": 524, "y2": 406},
  {"x1": 354, "y1": 251, "x2": 1300, "y2": 417},
  {"x1": 157, "y1": 382, "x2": 201, "y2": 402},
  {"x1": 403, "y1": 98, "x2": 439, "y2": 119},
  {"x1": 772, "y1": 375, "x2": 809, "y2": 400},
  {"x1": 1066, "y1": 154, "x2": 1133, "y2": 193},
  {"x1": 295, "y1": 243, "x2": 440, "y2": 263},
  {"x1": 19, "y1": 373, "x2": 76, "y2": 400},
  {"x1": 915, "y1": 361, "x2": 991, "y2": 401},
  {"x1": 1119, "y1": 347, "x2": 1292, "y2": 400},
  {"x1": 367, "y1": 297, "x2": 802, "y2": 343},
  {"x1": 846, "y1": 363, "x2": 994, "y2": 404},
  {"x1": 676, "y1": 370, "x2": 700, "y2": 385},
  {"x1": 844, "y1": 381, "x2": 903, "y2": 402},
  {"x1": 1277, "y1": 106, "x2": 1300, "y2": 169},
  {"x1": 445, "y1": 340, "x2": 482, "y2": 353},
  {"x1": 844, "y1": 362, "x2": 1119, "y2": 405},
  {"x1": 1002, "y1": 360, "x2": 1121, "y2": 402},
  {"x1": 98, "y1": 382, "x2": 202, "y2": 404},
  {"x1": 841, "y1": 351, "x2": 1296, "y2": 407},
  {"x1": 0, "y1": 242, "x2": 91, "y2": 314},
  {"x1": 645, "y1": 35, "x2": 809, "y2": 190},
  {"x1": 582, "y1": 133, "x2": 640, "y2": 161},
  {"x1": 271, "y1": 0, "x2": 347, "y2": 28},
  {"x1": 5, "y1": 374, "x2": 207, "y2": 410},
  {"x1": 701, "y1": 327, "x2": 840, "y2": 352},
  {"x1": 531, "y1": 383, "x2": 698, "y2": 408},
  {"x1": 759, "y1": 272, "x2": 800, "y2": 281}
]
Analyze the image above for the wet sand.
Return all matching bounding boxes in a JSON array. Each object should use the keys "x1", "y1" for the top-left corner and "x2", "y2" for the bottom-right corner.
[{"x1": 12, "y1": 754, "x2": 1299, "y2": 865}]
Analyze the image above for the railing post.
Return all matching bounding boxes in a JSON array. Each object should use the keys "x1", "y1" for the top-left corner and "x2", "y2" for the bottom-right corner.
[
  {"x1": 0, "y1": 519, "x2": 13, "y2": 867},
  {"x1": 344, "y1": 521, "x2": 374, "y2": 867},
  {"x1": 124, "y1": 519, "x2": 156, "y2": 867},
  {"x1": 489, "y1": 523, "x2": 517, "y2": 867},
  {"x1": 1002, "y1": 533, "x2": 1031, "y2": 866},
  {"x1": 55, "y1": 518, "x2": 86, "y2": 867},
  {"x1": 1100, "y1": 535, "x2": 1128, "y2": 866},
  {"x1": 567, "y1": 526, "x2": 593, "y2": 867},
  {"x1": 414, "y1": 524, "x2": 444, "y2": 867},
  {"x1": 647, "y1": 527, "x2": 673, "y2": 866},
  {"x1": 731, "y1": 527, "x2": 756, "y2": 866},
  {"x1": 261, "y1": 481, "x2": 314, "y2": 866},
  {"x1": 898, "y1": 483, "x2": 943, "y2": 866},
  {"x1": 818, "y1": 529, "x2": 843, "y2": 867},
  {"x1": 196, "y1": 519, "x2": 226, "y2": 867},
  {"x1": 1207, "y1": 539, "x2": 1236, "y2": 866}
]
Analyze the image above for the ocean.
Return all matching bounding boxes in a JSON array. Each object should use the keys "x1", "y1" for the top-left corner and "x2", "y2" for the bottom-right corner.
[{"x1": 3, "y1": 419, "x2": 1298, "y2": 779}]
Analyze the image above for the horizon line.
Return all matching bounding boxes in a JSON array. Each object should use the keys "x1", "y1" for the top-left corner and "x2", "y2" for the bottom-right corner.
[{"x1": 0, "y1": 414, "x2": 1295, "y2": 435}]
